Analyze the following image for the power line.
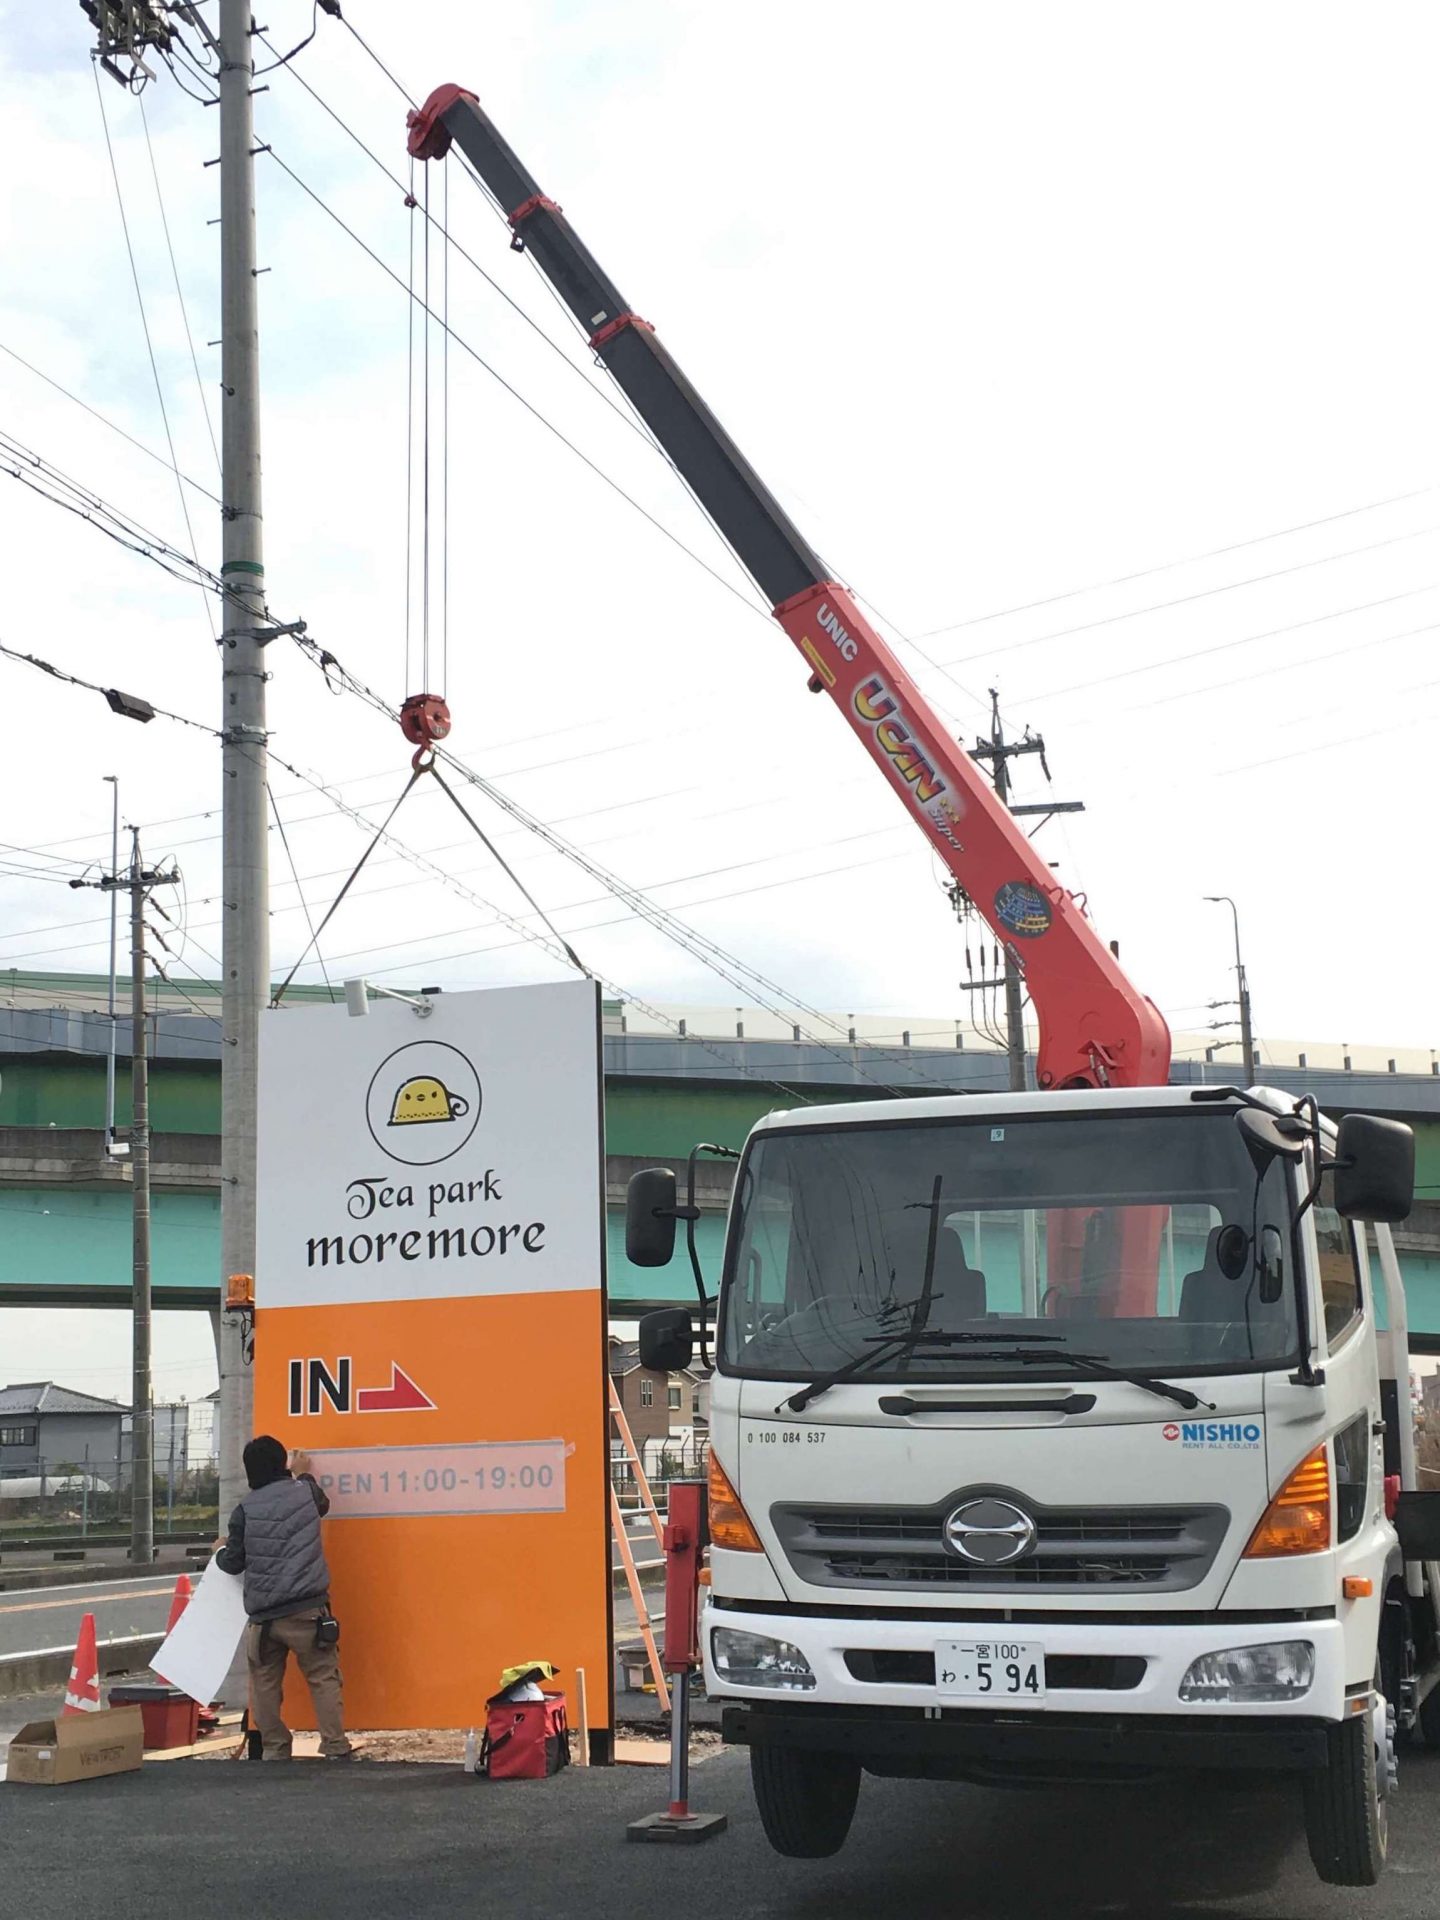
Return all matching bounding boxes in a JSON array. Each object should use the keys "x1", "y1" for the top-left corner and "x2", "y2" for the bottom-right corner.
[
  {"x1": 0, "y1": 425, "x2": 225, "y2": 597},
  {"x1": 282, "y1": 634, "x2": 912, "y2": 1082},
  {"x1": 0, "y1": 340, "x2": 223, "y2": 504},
  {"x1": 252, "y1": 741, "x2": 830, "y2": 1106},
  {"x1": 933, "y1": 523, "x2": 1439, "y2": 673},
  {"x1": 914, "y1": 483, "x2": 1440, "y2": 640},
  {"x1": 92, "y1": 62, "x2": 216, "y2": 640},
  {"x1": 1010, "y1": 585, "x2": 1437, "y2": 711},
  {"x1": 262, "y1": 146, "x2": 769, "y2": 620},
  {"x1": 1110, "y1": 616, "x2": 1440, "y2": 722},
  {"x1": 336, "y1": 10, "x2": 416, "y2": 106},
  {"x1": 0, "y1": 636, "x2": 221, "y2": 736},
  {"x1": 254, "y1": 31, "x2": 654, "y2": 455},
  {"x1": 138, "y1": 96, "x2": 221, "y2": 474}
]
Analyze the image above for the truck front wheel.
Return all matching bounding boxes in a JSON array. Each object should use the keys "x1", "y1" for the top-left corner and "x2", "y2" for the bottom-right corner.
[
  {"x1": 1301, "y1": 1700, "x2": 1390, "y2": 1886},
  {"x1": 750, "y1": 1745, "x2": 861, "y2": 1858}
]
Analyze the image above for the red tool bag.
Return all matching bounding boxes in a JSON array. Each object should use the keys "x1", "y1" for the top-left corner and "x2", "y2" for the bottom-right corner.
[{"x1": 480, "y1": 1693, "x2": 570, "y2": 1780}]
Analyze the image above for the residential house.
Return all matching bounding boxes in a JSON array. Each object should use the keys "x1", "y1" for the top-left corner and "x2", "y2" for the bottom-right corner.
[
  {"x1": 608, "y1": 1340, "x2": 671, "y2": 1450},
  {"x1": 0, "y1": 1382, "x2": 129, "y2": 1487}
]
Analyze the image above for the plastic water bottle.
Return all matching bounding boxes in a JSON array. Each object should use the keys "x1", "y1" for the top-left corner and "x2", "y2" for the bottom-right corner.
[{"x1": 463, "y1": 1728, "x2": 478, "y2": 1774}]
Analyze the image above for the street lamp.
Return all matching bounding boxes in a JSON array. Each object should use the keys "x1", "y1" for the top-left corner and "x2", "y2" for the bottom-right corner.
[{"x1": 1205, "y1": 895, "x2": 1255, "y2": 1084}]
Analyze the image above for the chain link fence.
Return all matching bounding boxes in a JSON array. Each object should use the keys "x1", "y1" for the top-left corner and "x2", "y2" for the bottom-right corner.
[{"x1": 0, "y1": 1400, "x2": 220, "y2": 1544}]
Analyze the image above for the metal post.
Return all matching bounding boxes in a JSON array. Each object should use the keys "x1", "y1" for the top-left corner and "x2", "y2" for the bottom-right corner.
[
  {"x1": 216, "y1": 0, "x2": 270, "y2": 1526},
  {"x1": 129, "y1": 829, "x2": 154, "y2": 1566},
  {"x1": 104, "y1": 775, "x2": 120, "y2": 1150},
  {"x1": 668, "y1": 1668, "x2": 691, "y2": 1816}
]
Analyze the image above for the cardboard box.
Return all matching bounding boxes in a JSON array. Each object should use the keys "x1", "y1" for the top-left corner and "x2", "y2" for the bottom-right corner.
[{"x1": 6, "y1": 1707, "x2": 144, "y2": 1786}]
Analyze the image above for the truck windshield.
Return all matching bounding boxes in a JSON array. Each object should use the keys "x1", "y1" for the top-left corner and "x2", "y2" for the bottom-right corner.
[{"x1": 720, "y1": 1111, "x2": 1299, "y2": 1382}]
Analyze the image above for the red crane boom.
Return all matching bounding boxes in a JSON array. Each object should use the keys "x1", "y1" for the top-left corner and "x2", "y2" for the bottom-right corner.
[{"x1": 407, "y1": 84, "x2": 1170, "y2": 1093}]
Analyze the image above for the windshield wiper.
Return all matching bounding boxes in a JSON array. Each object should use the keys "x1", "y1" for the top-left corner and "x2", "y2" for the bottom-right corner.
[
  {"x1": 780, "y1": 1329, "x2": 1067, "y2": 1414},
  {"x1": 778, "y1": 1329, "x2": 988, "y2": 1414},
  {"x1": 971, "y1": 1342, "x2": 1216, "y2": 1412}
]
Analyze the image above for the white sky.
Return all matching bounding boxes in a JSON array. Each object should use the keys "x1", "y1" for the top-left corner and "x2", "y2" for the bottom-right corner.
[{"x1": 1, "y1": 2, "x2": 1438, "y2": 1401}]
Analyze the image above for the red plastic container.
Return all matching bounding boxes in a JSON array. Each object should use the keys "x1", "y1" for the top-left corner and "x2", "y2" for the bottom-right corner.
[{"x1": 107, "y1": 1684, "x2": 201, "y2": 1751}]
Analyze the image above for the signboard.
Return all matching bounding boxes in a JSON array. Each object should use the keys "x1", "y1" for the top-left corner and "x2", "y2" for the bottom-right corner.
[{"x1": 254, "y1": 981, "x2": 610, "y2": 1734}]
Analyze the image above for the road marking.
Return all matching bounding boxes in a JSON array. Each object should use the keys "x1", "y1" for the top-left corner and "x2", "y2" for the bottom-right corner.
[{"x1": 0, "y1": 1585, "x2": 174, "y2": 1616}]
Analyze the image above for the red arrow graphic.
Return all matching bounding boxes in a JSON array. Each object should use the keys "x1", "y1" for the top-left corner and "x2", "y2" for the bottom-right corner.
[{"x1": 356, "y1": 1364, "x2": 436, "y2": 1414}]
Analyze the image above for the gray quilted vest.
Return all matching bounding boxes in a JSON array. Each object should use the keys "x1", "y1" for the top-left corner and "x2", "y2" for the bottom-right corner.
[{"x1": 238, "y1": 1476, "x2": 330, "y2": 1621}]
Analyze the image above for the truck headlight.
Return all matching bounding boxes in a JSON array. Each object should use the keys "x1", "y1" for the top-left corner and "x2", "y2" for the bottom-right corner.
[
  {"x1": 711, "y1": 1626, "x2": 816, "y2": 1690},
  {"x1": 1179, "y1": 1641, "x2": 1315, "y2": 1703}
]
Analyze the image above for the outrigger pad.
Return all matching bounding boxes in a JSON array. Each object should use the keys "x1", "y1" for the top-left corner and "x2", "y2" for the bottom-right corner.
[{"x1": 626, "y1": 1811, "x2": 729, "y2": 1844}]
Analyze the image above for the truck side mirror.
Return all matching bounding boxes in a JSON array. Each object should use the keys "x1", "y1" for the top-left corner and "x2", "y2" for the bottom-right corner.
[
  {"x1": 639, "y1": 1307, "x2": 694, "y2": 1372},
  {"x1": 1332, "y1": 1114, "x2": 1414, "y2": 1224},
  {"x1": 626, "y1": 1167, "x2": 679, "y2": 1267}
]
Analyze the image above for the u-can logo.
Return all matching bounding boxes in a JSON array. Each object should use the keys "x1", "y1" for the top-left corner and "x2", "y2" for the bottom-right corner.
[{"x1": 852, "y1": 676, "x2": 947, "y2": 805}]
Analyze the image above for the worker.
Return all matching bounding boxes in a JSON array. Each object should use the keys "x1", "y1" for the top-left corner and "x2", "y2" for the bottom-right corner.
[{"x1": 215, "y1": 1435, "x2": 354, "y2": 1760}]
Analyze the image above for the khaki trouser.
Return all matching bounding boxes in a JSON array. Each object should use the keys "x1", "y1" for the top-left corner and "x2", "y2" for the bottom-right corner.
[{"x1": 247, "y1": 1609, "x2": 351, "y2": 1757}]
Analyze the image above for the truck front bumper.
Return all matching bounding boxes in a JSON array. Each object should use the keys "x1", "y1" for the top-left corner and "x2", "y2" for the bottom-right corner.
[
  {"x1": 703, "y1": 1601, "x2": 1351, "y2": 1729},
  {"x1": 723, "y1": 1700, "x2": 1331, "y2": 1774}
]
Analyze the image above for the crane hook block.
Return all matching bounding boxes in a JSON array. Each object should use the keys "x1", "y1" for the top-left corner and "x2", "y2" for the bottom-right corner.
[{"x1": 400, "y1": 693, "x2": 452, "y2": 750}]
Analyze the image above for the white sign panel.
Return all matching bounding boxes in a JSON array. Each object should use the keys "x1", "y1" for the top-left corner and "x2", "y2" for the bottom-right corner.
[
  {"x1": 152, "y1": 1559, "x2": 249, "y2": 1706},
  {"x1": 257, "y1": 981, "x2": 603, "y2": 1309}
]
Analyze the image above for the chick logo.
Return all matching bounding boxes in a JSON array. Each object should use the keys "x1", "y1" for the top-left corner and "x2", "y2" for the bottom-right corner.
[
  {"x1": 388, "y1": 1076, "x2": 470, "y2": 1127},
  {"x1": 366, "y1": 1042, "x2": 482, "y2": 1167}
]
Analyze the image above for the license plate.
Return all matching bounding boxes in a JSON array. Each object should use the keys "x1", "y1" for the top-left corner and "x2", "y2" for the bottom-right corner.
[{"x1": 935, "y1": 1639, "x2": 1046, "y2": 1700}]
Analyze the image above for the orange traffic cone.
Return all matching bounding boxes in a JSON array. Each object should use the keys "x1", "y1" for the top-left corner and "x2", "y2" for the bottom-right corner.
[
  {"x1": 62, "y1": 1612, "x2": 101, "y2": 1716},
  {"x1": 152, "y1": 1573, "x2": 195, "y2": 1689},
  {"x1": 164, "y1": 1574, "x2": 193, "y2": 1633}
]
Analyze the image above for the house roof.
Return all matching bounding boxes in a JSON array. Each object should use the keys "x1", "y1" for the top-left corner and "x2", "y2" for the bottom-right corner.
[{"x1": 0, "y1": 1382, "x2": 130, "y2": 1418}]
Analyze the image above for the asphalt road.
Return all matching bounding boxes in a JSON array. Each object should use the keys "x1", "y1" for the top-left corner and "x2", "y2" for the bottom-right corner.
[
  {"x1": 2, "y1": 1740, "x2": 1437, "y2": 1918},
  {"x1": 0, "y1": 1578, "x2": 178, "y2": 1660}
]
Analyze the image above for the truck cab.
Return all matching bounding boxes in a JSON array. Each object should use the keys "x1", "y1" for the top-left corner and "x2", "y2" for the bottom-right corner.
[{"x1": 632, "y1": 1084, "x2": 1439, "y2": 1887}]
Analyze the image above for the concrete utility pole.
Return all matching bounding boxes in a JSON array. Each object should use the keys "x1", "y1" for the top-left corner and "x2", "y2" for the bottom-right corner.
[
  {"x1": 72, "y1": 833, "x2": 178, "y2": 1563},
  {"x1": 214, "y1": 0, "x2": 270, "y2": 1524},
  {"x1": 103, "y1": 774, "x2": 123, "y2": 1154},
  {"x1": 968, "y1": 692, "x2": 1086, "y2": 1092},
  {"x1": 83, "y1": 0, "x2": 270, "y2": 1537},
  {"x1": 1206, "y1": 895, "x2": 1255, "y2": 1084},
  {"x1": 128, "y1": 829, "x2": 155, "y2": 1564}
]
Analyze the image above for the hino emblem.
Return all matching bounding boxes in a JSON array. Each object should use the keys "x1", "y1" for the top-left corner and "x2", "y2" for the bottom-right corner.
[{"x1": 943, "y1": 1497, "x2": 1038, "y2": 1566}]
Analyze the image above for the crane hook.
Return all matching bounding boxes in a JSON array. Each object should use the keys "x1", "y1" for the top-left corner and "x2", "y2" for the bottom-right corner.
[{"x1": 399, "y1": 692, "x2": 451, "y2": 770}]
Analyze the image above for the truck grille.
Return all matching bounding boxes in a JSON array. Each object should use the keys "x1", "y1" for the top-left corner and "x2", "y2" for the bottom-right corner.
[{"x1": 771, "y1": 1493, "x2": 1228, "y2": 1594}]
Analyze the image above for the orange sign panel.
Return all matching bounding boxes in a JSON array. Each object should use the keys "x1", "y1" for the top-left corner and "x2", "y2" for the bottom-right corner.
[{"x1": 255, "y1": 982, "x2": 610, "y2": 1733}]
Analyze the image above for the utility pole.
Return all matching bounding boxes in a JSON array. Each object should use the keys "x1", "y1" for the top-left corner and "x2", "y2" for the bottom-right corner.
[
  {"x1": 85, "y1": 0, "x2": 271, "y2": 1530},
  {"x1": 70, "y1": 831, "x2": 178, "y2": 1564},
  {"x1": 1205, "y1": 894, "x2": 1255, "y2": 1084},
  {"x1": 173, "y1": 0, "x2": 272, "y2": 1522},
  {"x1": 103, "y1": 774, "x2": 125, "y2": 1157},
  {"x1": 128, "y1": 829, "x2": 155, "y2": 1564},
  {"x1": 965, "y1": 691, "x2": 1086, "y2": 1092},
  {"x1": 214, "y1": 0, "x2": 270, "y2": 1531}
]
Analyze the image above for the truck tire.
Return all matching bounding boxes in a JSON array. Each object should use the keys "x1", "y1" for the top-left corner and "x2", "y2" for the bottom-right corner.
[
  {"x1": 750, "y1": 1745, "x2": 861, "y2": 1858},
  {"x1": 1301, "y1": 1706, "x2": 1388, "y2": 1887}
]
